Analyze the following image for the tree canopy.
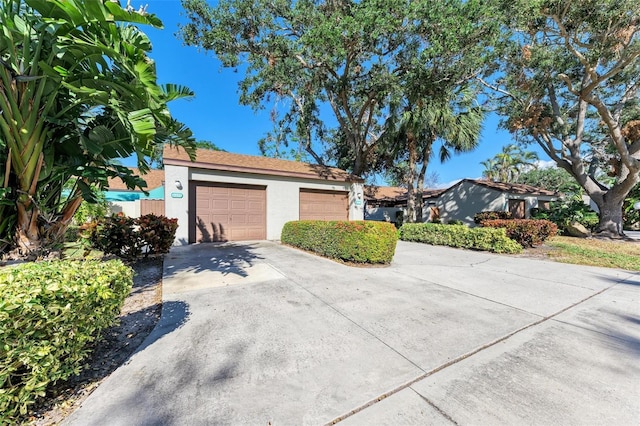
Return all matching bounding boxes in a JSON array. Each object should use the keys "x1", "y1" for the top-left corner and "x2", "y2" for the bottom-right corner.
[
  {"x1": 0, "y1": 0, "x2": 196, "y2": 254},
  {"x1": 487, "y1": 0, "x2": 640, "y2": 235},
  {"x1": 179, "y1": 0, "x2": 499, "y2": 179}
]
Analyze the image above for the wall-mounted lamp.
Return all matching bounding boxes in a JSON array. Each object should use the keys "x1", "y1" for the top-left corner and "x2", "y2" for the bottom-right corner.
[
  {"x1": 174, "y1": 180, "x2": 183, "y2": 190},
  {"x1": 356, "y1": 192, "x2": 363, "y2": 200}
]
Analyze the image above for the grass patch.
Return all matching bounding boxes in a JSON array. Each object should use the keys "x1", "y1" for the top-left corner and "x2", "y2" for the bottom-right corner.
[{"x1": 546, "y1": 236, "x2": 640, "y2": 271}]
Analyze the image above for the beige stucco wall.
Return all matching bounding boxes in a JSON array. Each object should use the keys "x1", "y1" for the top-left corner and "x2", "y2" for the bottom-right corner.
[{"x1": 164, "y1": 164, "x2": 364, "y2": 244}]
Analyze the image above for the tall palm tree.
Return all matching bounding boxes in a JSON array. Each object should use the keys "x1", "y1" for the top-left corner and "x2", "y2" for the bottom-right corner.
[
  {"x1": 383, "y1": 87, "x2": 483, "y2": 222},
  {"x1": 0, "y1": 0, "x2": 195, "y2": 254},
  {"x1": 482, "y1": 145, "x2": 538, "y2": 182}
]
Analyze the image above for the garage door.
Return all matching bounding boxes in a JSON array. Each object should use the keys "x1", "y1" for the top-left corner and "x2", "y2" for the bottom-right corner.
[
  {"x1": 299, "y1": 189, "x2": 349, "y2": 221},
  {"x1": 190, "y1": 182, "x2": 266, "y2": 242}
]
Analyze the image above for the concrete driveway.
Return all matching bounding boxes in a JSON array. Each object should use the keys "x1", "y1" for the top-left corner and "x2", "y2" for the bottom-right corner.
[{"x1": 65, "y1": 241, "x2": 640, "y2": 425}]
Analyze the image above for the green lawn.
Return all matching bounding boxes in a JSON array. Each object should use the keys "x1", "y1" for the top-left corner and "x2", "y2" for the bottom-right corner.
[{"x1": 544, "y1": 236, "x2": 640, "y2": 271}]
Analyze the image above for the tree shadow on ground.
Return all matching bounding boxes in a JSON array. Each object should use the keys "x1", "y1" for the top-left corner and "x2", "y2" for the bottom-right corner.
[{"x1": 163, "y1": 242, "x2": 265, "y2": 278}]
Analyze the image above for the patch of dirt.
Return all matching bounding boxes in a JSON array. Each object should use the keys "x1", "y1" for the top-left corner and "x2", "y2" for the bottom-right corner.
[
  {"x1": 515, "y1": 244, "x2": 558, "y2": 260},
  {"x1": 26, "y1": 258, "x2": 164, "y2": 425}
]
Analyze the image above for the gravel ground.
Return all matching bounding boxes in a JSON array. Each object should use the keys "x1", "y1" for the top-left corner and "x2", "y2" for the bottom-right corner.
[{"x1": 26, "y1": 258, "x2": 164, "y2": 425}]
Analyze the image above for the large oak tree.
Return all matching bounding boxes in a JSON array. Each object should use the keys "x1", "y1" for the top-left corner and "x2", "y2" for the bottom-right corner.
[{"x1": 487, "y1": 0, "x2": 640, "y2": 236}]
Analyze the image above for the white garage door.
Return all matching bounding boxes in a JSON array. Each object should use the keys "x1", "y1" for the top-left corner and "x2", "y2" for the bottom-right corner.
[
  {"x1": 191, "y1": 182, "x2": 266, "y2": 242},
  {"x1": 299, "y1": 189, "x2": 349, "y2": 221}
]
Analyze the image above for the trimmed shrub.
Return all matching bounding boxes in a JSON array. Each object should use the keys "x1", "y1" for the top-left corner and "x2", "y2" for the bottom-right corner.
[
  {"x1": 473, "y1": 211, "x2": 513, "y2": 224},
  {"x1": 90, "y1": 213, "x2": 178, "y2": 260},
  {"x1": 281, "y1": 220, "x2": 398, "y2": 264},
  {"x1": 482, "y1": 219, "x2": 558, "y2": 247},
  {"x1": 399, "y1": 223, "x2": 522, "y2": 254},
  {"x1": 0, "y1": 260, "x2": 133, "y2": 421},
  {"x1": 446, "y1": 219, "x2": 465, "y2": 226}
]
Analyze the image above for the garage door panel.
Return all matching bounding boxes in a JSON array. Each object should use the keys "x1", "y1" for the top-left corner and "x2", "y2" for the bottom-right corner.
[
  {"x1": 299, "y1": 189, "x2": 349, "y2": 221},
  {"x1": 192, "y1": 182, "x2": 266, "y2": 243}
]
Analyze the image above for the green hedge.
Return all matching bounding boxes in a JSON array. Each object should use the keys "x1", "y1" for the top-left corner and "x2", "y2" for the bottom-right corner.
[
  {"x1": 399, "y1": 223, "x2": 522, "y2": 254},
  {"x1": 0, "y1": 260, "x2": 133, "y2": 421},
  {"x1": 482, "y1": 219, "x2": 558, "y2": 247},
  {"x1": 281, "y1": 220, "x2": 398, "y2": 264}
]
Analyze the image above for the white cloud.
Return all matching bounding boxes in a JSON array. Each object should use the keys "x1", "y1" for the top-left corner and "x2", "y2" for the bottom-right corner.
[{"x1": 536, "y1": 160, "x2": 557, "y2": 169}]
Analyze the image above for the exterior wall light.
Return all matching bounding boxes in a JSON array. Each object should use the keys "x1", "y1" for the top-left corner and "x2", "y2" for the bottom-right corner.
[{"x1": 175, "y1": 180, "x2": 183, "y2": 190}]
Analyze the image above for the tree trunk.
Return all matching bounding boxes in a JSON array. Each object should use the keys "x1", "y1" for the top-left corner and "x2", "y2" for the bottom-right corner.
[
  {"x1": 594, "y1": 195, "x2": 626, "y2": 237},
  {"x1": 405, "y1": 132, "x2": 418, "y2": 223},
  {"x1": 415, "y1": 142, "x2": 433, "y2": 223}
]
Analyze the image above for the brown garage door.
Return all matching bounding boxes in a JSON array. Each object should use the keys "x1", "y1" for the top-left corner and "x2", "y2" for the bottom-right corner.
[
  {"x1": 190, "y1": 182, "x2": 266, "y2": 242},
  {"x1": 299, "y1": 189, "x2": 349, "y2": 221}
]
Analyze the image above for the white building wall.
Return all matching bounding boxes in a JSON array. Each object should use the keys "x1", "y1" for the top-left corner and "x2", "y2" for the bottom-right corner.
[
  {"x1": 108, "y1": 200, "x2": 140, "y2": 217},
  {"x1": 164, "y1": 165, "x2": 190, "y2": 245},
  {"x1": 165, "y1": 165, "x2": 363, "y2": 244}
]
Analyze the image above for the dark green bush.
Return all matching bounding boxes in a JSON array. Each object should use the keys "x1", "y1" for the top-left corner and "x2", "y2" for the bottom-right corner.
[
  {"x1": 90, "y1": 213, "x2": 178, "y2": 260},
  {"x1": 446, "y1": 219, "x2": 465, "y2": 226},
  {"x1": 473, "y1": 211, "x2": 513, "y2": 224},
  {"x1": 399, "y1": 223, "x2": 522, "y2": 254},
  {"x1": 281, "y1": 220, "x2": 398, "y2": 264},
  {"x1": 0, "y1": 260, "x2": 133, "y2": 421},
  {"x1": 482, "y1": 219, "x2": 558, "y2": 247}
]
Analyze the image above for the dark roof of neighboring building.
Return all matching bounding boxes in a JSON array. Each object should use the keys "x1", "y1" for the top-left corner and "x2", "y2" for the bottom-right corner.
[
  {"x1": 364, "y1": 186, "x2": 406, "y2": 202},
  {"x1": 106, "y1": 168, "x2": 165, "y2": 191},
  {"x1": 364, "y1": 179, "x2": 557, "y2": 205},
  {"x1": 459, "y1": 179, "x2": 559, "y2": 196},
  {"x1": 163, "y1": 146, "x2": 363, "y2": 182},
  {"x1": 365, "y1": 186, "x2": 447, "y2": 203}
]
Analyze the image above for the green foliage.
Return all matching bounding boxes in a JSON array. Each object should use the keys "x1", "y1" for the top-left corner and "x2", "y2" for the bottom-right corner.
[
  {"x1": 516, "y1": 167, "x2": 582, "y2": 196},
  {"x1": 623, "y1": 183, "x2": 640, "y2": 230},
  {"x1": 180, "y1": 0, "x2": 500, "y2": 176},
  {"x1": 90, "y1": 214, "x2": 178, "y2": 260},
  {"x1": 0, "y1": 259, "x2": 133, "y2": 421},
  {"x1": 0, "y1": 0, "x2": 195, "y2": 254},
  {"x1": 473, "y1": 211, "x2": 513, "y2": 224},
  {"x1": 281, "y1": 221, "x2": 398, "y2": 264},
  {"x1": 531, "y1": 198, "x2": 600, "y2": 233},
  {"x1": 447, "y1": 219, "x2": 465, "y2": 226},
  {"x1": 399, "y1": 223, "x2": 522, "y2": 254},
  {"x1": 491, "y1": 0, "x2": 640, "y2": 235},
  {"x1": 481, "y1": 219, "x2": 558, "y2": 247},
  {"x1": 481, "y1": 144, "x2": 538, "y2": 182},
  {"x1": 73, "y1": 192, "x2": 109, "y2": 225}
]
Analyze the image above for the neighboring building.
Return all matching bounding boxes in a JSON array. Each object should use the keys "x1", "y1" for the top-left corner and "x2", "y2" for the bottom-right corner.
[
  {"x1": 364, "y1": 179, "x2": 559, "y2": 225},
  {"x1": 163, "y1": 146, "x2": 364, "y2": 244},
  {"x1": 430, "y1": 179, "x2": 558, "y2": 225},
  {"x1": 364, "y1": 186, "x2": 406, "y2": 223},
  {"x1": 106, "y1": 169, "x2": 165, "y2": 217}
]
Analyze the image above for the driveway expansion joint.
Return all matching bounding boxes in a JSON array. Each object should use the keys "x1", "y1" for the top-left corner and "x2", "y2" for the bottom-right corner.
[{"x1": 327, "y1": 275, "x2": 624, "y2": 424}]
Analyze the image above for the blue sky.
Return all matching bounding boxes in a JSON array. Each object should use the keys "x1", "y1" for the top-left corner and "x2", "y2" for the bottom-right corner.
[{"x1": 140, "y1": 0, "x2": 544, "y2": 187}]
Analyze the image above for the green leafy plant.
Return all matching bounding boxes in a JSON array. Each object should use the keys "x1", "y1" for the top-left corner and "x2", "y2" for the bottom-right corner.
[
  {"x1": 447, "y1": 219, "x2": 465, "y2": 225},
  {"x1": 473, "y1": 211, "x2": 513, "y2": 224},
  {"x1": 399, "y1": 223, "x2": 522, "y2": 254},
  {"x1": 531, "y1": 198, "x2": 599, "y2": 233},
  {"x1": 0, "y1": 259, "x2": 133, "y2": 421},
  {"x1": 481, "y1": 219, "x2": 558, "y2": 247},
  {"x1": 281, "y1": 221, "x2": 398, "y2": 264}
]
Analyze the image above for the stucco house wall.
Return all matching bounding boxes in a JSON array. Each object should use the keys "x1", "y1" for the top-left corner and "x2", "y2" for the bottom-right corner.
[
  {"x1": 429, "y1": 180, "x2": 558, "y2": 226},
  {"x1": 164, "y1": 164, "x2": 364, "y2": 244}
]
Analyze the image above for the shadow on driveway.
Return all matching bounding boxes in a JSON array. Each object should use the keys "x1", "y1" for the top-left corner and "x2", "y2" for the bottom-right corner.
[{"x1": 163, "y1": 242, "x2": 265, "y2": 279}]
